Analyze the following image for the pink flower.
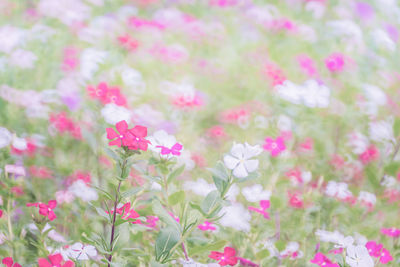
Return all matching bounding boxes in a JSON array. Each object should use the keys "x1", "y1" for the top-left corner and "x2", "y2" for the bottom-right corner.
[
  {"x1": 29, "y1": 166, "x2": 53, "y2": 179},
  {"x1": 207, "y1": 125, "x2": 227, "y2": 139},
  {"x1": 118, "y1": 34, "x2": 139, "y2": 52},
  {"x1": 359, "y1": 145, "x2": 380, "y2": 164},
  {"x1": 237, "y1": 257, "x2": 259, "y2": 267},
  {"x1": 156, "y1": 142, "x2": 183, "y2": 156},
  {"x1": 366, "y1": 241, "x2": 383, "y2": 257},
  {"x1": 107, "y1": 203, "x2": 140, "y2": 222},
  {"x1": 38, "y1": 253, "x2": 74, "y2": 267},
  {"x1": 87, "y1": 82, "x2": 108, "y2": 100},
  {"x1": 128, "y1": 125, "x2": 150, "y2": 151},
  {"x1": 26, "y1": 200, "x2": 57, "y2": 221},
  {"x1": 264, "y1": 63, "x2": 286, "y2": 86},
  {"x1": 209, "y1": 247, "x2": 238, "y2": 266},
  {"x1": 2, "y1": 257, "x2": 22, "y2": 267},
  {"x1": 379, "y1": 248, "x2": 393, "y2": 264},
  {"x1": 297, "y1": 54, "x2": 317, "y2": 77},
  {"x1": 325, "y1": 53, "x2": 345, "y2": 73},
  {"x1": 198, "y1": 221, "x2": 217, "y2": 231},
  {"x1": 263, "y1": 136, "x2": 286, "y2": 157},
  {"x1": 106, "y1": 120, "x2": 134, "y2": 147},
  {"x1": 310, "y1": 252, "x2": 339, "y2": 267},
  {"x1": 248, "y1": 200, "x2": 270, "y2": 219},
  {"x1": 288, "y1": 193, "x2": 304, "y2": 209},
  {"x1": 381, "y1": 227, "x2": 400, "y2": 238},
  {"x1": 104, "y1": 87, "x2": 127, "y2": 106}
]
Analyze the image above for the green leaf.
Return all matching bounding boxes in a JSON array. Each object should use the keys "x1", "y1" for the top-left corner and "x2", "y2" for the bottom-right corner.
[
  {"x1": 155, "y1": 227, "x2": 180, "y2": 262},
  {"x1": 105, "y1": 147, "x2": 119, "y2": 161},
  {"x1": 121, "y1": 187, "x2": 141, "y2": 199},
  {"x1": 256, "y1": 249, "x2": 270, "y2": 260},
  {"x1": 212, "y1": 175, "x2": 228, "y2": 195},
  {"x1": 207, "y1": 161, "x2": 229, "y2": 181},
  {"x1": 201, "y1": 190, "x2": 221, "y2": 214},
  {"x1": 167, "y1": 165, "x2": 185, "y2": 183},
  {"x1": 168, "y1": 191, "x2": 185, "y2": 206},
  {"x1": 152, "y1": 200, "x2": 181, "y2": 232}
]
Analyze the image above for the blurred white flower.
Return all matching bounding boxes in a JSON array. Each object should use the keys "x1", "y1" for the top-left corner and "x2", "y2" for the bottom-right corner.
[
  {"x1": 226, "y1": 183, "x2": 239, "y2": 202},
  {"x1": 346, "y1": 245, "x2": 374, "y2": 267},
  {"x1": 369, "y1": 120, "x2": 394, "y2": 143},
  {"x1": 280, "y1": 241, "x2": 303, "y2": 259},
  {"x1": 371, "y1": 29, "x2": 396, "y2": 52},
  {"x1": 68, "y1": 180, "x2": 98, "y2": 202},
  {"x1": 325, "y1": 181, "x2": 353, "y2": 200},
  {"x1": 38, "y1": 0, "x2": 91, "y2": 27},
  {"x1": 277, "y1": 115, "x2": 292, "y2": 131},
  {"x1": 9, "y1": 49, "x2": 37, "y2": 69},
  {"x1": 67, "y1": 242, "x2": 97, "y2": 260},
  {"x1": 347, "y1": 132, "x2": 369, "y2": 154},
  {"x1": 242, "y1": 184, "x2": 271, "y2": 202},
  {"x1": 147, "y1": 130, "x2": 179, "y2": 157},
  {"x1": 358, "y1": 191, "x2": 376, "y2": 206},
  {"x1": 183, "y1": 178, "x2": 216, "y2": 197},
  {"x1": 223, "y1": 143, "x2": 262, "y2": 178},
  {"x1": 80, "y1": 48, "x2": 107, "y2": 80},
  {"x1": 381, "y1": 175, "x2": 396, "y2": 187},
  {"x1": 177, "y1": 150, "x2": 195, "y2": 171},
  {"x1": 12, "y1": 136, "x2": 27, "y2": 150},
  {"x1": 276, "y1": 80, "x2": 330, "y2": 108},
  {"x1": 0, "y1": 25, "x2": 25, "y2": 53},
  {"x1": 101, "y1": 104, "x2": 131, "y2": 125},
  {"x1": 132, "y1": 104, "x2": 164, "y2": 128},
  {"x1": 0, "y1": 127, "x2": 12, "y2": 148},
  {"x1": 219, "y1": 203, "x2": 251, "y2": 232}
]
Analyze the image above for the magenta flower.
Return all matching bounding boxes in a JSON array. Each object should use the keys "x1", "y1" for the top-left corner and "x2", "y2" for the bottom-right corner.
[
  {"x1": 310, "y1": 252, "x2": 339, "y2": 267},
  {"x1": 209, "y1": 247, "x2": 238, "y2": 266},
  {"x1": 106, "y1": 120, "x2": 134, "y2": 147},
  {"x1": 128, "y1": 125, "x2": 150, "y2": 151},
  {"x1": 27, "y1": 200, "x2": 57, "y2": 221},
  {"x1": 237, "y1": 257, "x2": 259, "y2": 267},
  {"x1": 325, "y1": 53, "x2": 345, "y2": 73},
  {"x1": 38, "y1": 253, "x2": 74, "y2": 267},
  {"x1": 156, "y1": 142, "x2": 183, "y2": 156},
  {"x1": 381, "y1": 227, "x2": 400, "y2": 238},
  {"x1": 379, "y1": 248, "x2": 393, "y2": 264},
  {"x1": 248, "y1": 200, "x2": 270, "y2": 219},
  {"x1": 366, "y1": 241, "x2": 382, "y2": 257},
  {"x1": 263, "y1": 136, "x2": 286, "y2": 157},
  {"x1": 2, "y1": 257, "x2": 22, "y2": 267},
  {"x1": 198, "y1": 221, "x2": 217, "y2": 231}
]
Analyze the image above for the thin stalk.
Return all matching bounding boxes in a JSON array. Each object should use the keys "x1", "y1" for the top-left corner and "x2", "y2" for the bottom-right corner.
[{"x1": 107, "y1": 180, "x2": 122, "y2": 267}]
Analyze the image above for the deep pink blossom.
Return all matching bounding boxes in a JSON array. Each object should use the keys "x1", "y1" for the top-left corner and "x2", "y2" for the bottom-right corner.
[
  {"x1": 2, "y1": 257, "x2": 22, "y2": 267},
  {"x1": 381, "y1": 227, "x2": 400, "y2": 238},
  {"x1": 26, "y1": 200, "x2": 57, "y2": 221},
  {"x1": 156, "y1": 142, "x2": 183, "y2": 156},
  {"x1": 38, "y1": 253, "x2": 74, "y2": 267},
  {"x1": 379, "y1": 248, "x2": 393, "y2": 264},
  {"x1": 325, "y1": 53, "x2": 345, "y2": 73},
  {"x1": 359, "y1": 145, "x2": 379, "y2": 164},
  {"x1": 106, "y1": 120, "x2": 135, "y2": 147},
  {"x1": 248, "y1": 200, "x2": 270, "y2": 219},
  {"x1": 209, "y1": 247, "x2": 238, "y2": 266},
  {"x1": 263, "y1": 136, "x2": 286, "y2": 157},
  {"x1": 198, "y1": 221, "x2": 217, "y2": 231}
]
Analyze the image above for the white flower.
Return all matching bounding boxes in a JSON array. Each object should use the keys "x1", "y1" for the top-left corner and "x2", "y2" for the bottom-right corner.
[
  {"x1": 28, "y1": 223, "x2": 66, "y2": 243},
  {"x1": 345, "y1": 245, "x2": 374, "y2": 267},
  {"x1": 0, "y1": 127, "x2": 12, "y2": 148},
  {"x1": 280, "y1": 242, "x2": 303, "y2": 259},
  {"x1": 336, "y1": 236, "x2": 354, "y2": 248},
  {"x1": 226, "y1": 184, "x2": 239, "y2": 202},
  {"x1": 275, "y1": 80, "x2": 330, "y2": 108},
  {"x1": 219, "y1": 203, "x2": 251, "y2": 232},
  {"x1": 325, "y1": 181, "x2": 353, "y2": 200},
  {"x1": 371, "y1": 29, "x2": 396, "y2": 52},
  {"x1": 277, "y1": 115, "x2": 292, "y2": 131},
  {"x1": 302, "y1": 80, "x2": 330, "y2": 108},
  {"x1": 38, "y1": 0, "x2": 91, "y2": 27},
  {"x1": 358, "y1": 191, "x2": 376, "y2": 206},
  {"x1": 347, "y1": 132, "x2": 369, "y2": 155},
  {"x1": 80, "y1": 48, "x2": 107, "y2": 80},
  {"x1": 147, "y1": 130, "x2": 181, "y2": 158},
  {"x1": 183, "y1": 179, "x2": 216, "y2": 197},
  {"x1": 68, "y1": 180, "x2": 98, "y2": 202},
  {"x1": 67, "y1": 242, "x2": 97, "y2": 260},
  {"x1": 223, "y1": 143, "x2": 262, "y2": 178},
  {"x1": 177, "y1": 150, "x2": 195, "y2": 171},
  {"x1": 363, "y1": 84, "x2": 387, "y2": 106},
  {"x1": 132, "y1": 104, "x2": 164, "y2": 128},
  {"x1": 101, "y1": 104, "x2": 131, "y2": 125},
  {"x1": 9, "y1": 49, "x2": 37, "y2": 69},
  {"x1": 12, "y1": 136, "x2": 27, "y2": 150},
  {"x1": 369, "y1": 120, "x2": 394, "y2": 143},
  {"x1": 381, "y1": 175, "x2": 396, "y2": 187},
  {"x1": 242, "y1": 184, "x2": 271, "y2": 202},
  {"x1": 0, "y1": 25, "x2": 25, "y2": 53}
]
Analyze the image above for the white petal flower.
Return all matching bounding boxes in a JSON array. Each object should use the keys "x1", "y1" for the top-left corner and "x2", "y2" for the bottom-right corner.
[
  {"x1": 219, "y1": 203, "x2": 251, "y2": 232},
  {"x1": 101, "y1": 104, "x2": 132, "y2": 125},
  {"x1": 242, "y1": 184, "x2": 271, "y2": 202},
  {"x1": 223, "y1": 143, "x2": 262, "y2": 178},
  {"x1": 0, "y1": 127, "x2": 12, "y2": 149},
  {"x1": 68, "y1": 242, "x2": 97, "y2": 260},
  {"x1": 346, "y1": 245, "x2": 374, "y2": 267}
]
